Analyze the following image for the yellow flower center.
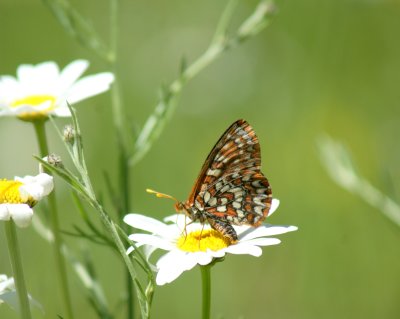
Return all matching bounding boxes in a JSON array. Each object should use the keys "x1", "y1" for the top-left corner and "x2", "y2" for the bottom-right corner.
[
  {"x1": 11, "y1": 95, "x2": 57, "y2": 121},
  {"x1": 177, "y1": 229, "x2": 231, "y2": 252},
  {"x1": 0, "y1": 180, "x2": 25, "y2": 204}
]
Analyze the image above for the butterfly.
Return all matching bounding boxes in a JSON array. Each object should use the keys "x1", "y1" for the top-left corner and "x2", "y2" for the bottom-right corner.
[{"x1": 148, "y1": 119, "x2": 272, "y2": 243}]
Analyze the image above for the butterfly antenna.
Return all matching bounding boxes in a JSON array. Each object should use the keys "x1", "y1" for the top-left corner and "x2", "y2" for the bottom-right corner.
[{"x1": 146, "y1": 189, "x2": 178, "y2": 202}]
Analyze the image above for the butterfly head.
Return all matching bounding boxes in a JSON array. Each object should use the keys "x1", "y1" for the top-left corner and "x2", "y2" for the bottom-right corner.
[
  {"x1": 174, "y1": 201, "x2": 184, "y2": 213},
  {"x1": 174, "y1": 201, "x2": 193, "y2": 217}
]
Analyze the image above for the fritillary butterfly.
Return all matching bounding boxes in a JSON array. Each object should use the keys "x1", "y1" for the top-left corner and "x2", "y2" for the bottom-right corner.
[{"x1": 149, "y1": 119, "x2": 272, "y2": 243}]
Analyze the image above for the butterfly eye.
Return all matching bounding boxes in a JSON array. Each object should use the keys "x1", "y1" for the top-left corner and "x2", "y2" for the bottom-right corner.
[{"x1": 174, "y1": 202, "x2": 185, "y2": 213}]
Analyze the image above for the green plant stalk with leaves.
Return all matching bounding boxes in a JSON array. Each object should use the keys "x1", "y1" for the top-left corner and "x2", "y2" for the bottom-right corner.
[
  {"x1": 130, "y1": 0, "x2": 277, "y2": 166},
  {"x1": 33, "y1": 120, "x2": 74, "y2": 319},
  {"x1": 37, "y1": 106, "x2": 155, "y2": 319}
]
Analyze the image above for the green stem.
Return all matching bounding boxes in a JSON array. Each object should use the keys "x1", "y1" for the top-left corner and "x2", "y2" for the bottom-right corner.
[
  {"x1": 109, "y1": 0, "x2": 135, "y2": 318},
  {"x1": 4, "y1": 222, "x2": 32, "y2": 319},
  {"x1": 109, "y1": 0, "x2": 125, "y2": 142},
  {"x1": 200, "y1": 265, "x2": 211, "y2": 319},
  {"x1": 121, "y1": 153, "x2": 134, "y2": 319},
  {"x1": 33, "y1": 120, "x2": 74, "y2": 319}
]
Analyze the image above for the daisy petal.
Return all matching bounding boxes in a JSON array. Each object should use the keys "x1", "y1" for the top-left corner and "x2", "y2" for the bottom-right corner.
[
  {"x1": 163, "y1": 214, "x2": 187, "y2": 226},
  {"x1": 0, "y1": 75, "x2": 18, "y2": 87},
  {"x1": 0, "y1": 277, "x2": 14, "y2": 293},
  {"x1": 37, "y1": 173, "x2": 54, "y2": 197},
  {"x1": 240, "y1": 225, "x2": 298, "y2": 241},
  {"x1": 225, "y1": 243, "x2": 263, "y2": 257},
  {"x1": 0, "y1": 76, "x2": 19, "y2": 102},
  {"x1": 124, "y1": 214, "x2": 172, "y2": 236},
  {"x1": 0, "y1": 204, "x2": 11, "y2": 221},
  {"x1": 156, "y1": 251, "x2": 197, "y2": 285},
  {"x1": 17, "y1": 173, "x2": 54, "y2": 201},
  {"x1": 194, "y1": 252, "x2": 213, "y2": 266},
  {"x1": 51, "y1": 103, "x2": 71, "y2": 117},
  {"x1": 143, "y1": 245, "x2": 159, "y2": 261},
  {"x1": 129, "y1": 234, "x2": 175, "y2": 251},
  {"x1": 180, "y1": 253, "x2": 203, "y2": 271},
  {"x1": 67, "y1": 72, "x2": 114, "y2": 104},
  {"x1": 16, "y1": 64, "x2": 35, "y2": 83},
  {"x1": 8, "y1": 204, "x2": 34, "y2": 228},
  {"x1": 18, "y1": 61, "x2": 59, "y2": 87},
  {"x1": 269, "y1": 198, "x2": 280, "y2": 216},
  {"x1": 245, "y1": 237, "x2": 281, "y2": 246},
  {"x1": 207, "y1": 249, "x2": 226, "y2": 259},
  {"x1": 59, "y1": 60, "x2": 89, "y2": 90}
]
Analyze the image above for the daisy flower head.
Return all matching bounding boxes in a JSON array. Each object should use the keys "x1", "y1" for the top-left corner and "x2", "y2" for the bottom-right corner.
[
  {"x1": 0, "y1": 60, "x2": 114, "y2": 121},
  {"x1": 0, "y1": 173, "x2": 53, "y2": 228},
  {"x1": 124, "y1": 199, "x2": 297, "y2": 285}
]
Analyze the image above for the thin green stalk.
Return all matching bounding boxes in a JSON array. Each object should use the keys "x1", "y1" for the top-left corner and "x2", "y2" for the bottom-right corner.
[
  {"x1": 4, "y1": 222, "x2": 32, "y2": 319},
  {"x1": 118, "y1": 143, "x2": 135, "y2": 319},
  {"x1": 109, "y1": 0, "x2": 135, "y2": 318},
  {"x1": 109, "y1": 0, "x2": 125, "y2": 141},
  {"x1": 121, "y1": 154, "x2": 135, "y2": 319},
  {"x1": 33, "y1": 120, "x2": 74, "y2": 319},
  {"x1": 200, "y1": 265, "x2": 211, "y2": 319}
]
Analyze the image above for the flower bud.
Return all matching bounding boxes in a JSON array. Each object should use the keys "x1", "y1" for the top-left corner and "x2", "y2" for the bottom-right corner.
[
  {"x1": 63, "y1": 124, "x2": 75, "y2": 143},
  {"x1": 45, "y1": 154, "x2": 63, "y2": 168}
]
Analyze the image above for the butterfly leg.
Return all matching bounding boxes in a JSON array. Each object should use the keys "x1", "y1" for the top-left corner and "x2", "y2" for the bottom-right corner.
[
  {"x1": 181, "y1": 217, "x2": 198, "y2": 243},
  {"x1": 181, "y1": 216, "x2": 193, "y2": 243},
  {"x1": 207, "y1": 218, "x2": 238, "y2": 244},
  {"x1": 198, "y1": 223, "x2": 206, "y2": 249}
]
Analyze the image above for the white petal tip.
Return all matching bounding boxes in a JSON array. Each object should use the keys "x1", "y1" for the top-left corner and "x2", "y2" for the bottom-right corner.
[{"x1": 269, "y1": 198, "x2": 280, "y2": 216}]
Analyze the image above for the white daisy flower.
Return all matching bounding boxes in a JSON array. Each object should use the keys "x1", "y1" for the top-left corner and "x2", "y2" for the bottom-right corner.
[
  {"x1": 124, "y1": 199, "x2": 298, "y2": 285},
  {"x1": 0, "y1": 60, "x2": 114, "y2": 121},
  {"x1": 0, "y1": 173, "x2": 54, "y2": 228},
  {"x1": 0, "y1": 274, "x2": 15, "y2": 305}
]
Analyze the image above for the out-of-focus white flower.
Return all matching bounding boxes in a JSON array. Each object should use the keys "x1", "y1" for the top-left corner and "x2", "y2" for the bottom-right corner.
[
  {"x1": 124, "y1": 199, "x2": 298, "y2": 285},
  {"x1": 0, "y1": 274, "x2": 15, "y2": 304},
  {"x1": 0, "y1": 173, "x2": 54, "y2": 227},
  {"x1": 0, "y1": 60, "x2": 114, "y2": 121}
]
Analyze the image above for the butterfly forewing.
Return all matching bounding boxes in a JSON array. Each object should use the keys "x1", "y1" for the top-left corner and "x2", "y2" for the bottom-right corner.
[{"x1": 185, "y1": 120, "x2": 272, "y2": 232}]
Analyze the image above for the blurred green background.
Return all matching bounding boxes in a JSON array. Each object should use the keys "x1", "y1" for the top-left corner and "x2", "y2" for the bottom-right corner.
[{"x1": 1, "y1": 0, "x2": 400, "y2": 318}]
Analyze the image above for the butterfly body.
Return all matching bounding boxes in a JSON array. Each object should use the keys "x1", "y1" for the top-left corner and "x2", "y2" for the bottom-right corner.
[{"x1": 174, "y1": 119, "x2": 272, "y2": 243}]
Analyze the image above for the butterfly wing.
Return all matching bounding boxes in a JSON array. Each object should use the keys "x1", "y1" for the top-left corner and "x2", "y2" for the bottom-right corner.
[{"x1": 186, "y1": 119, "x2": 272, "y2": 227}]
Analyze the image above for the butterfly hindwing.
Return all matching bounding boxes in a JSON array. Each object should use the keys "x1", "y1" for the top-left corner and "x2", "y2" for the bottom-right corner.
[
  {"x1": 203, "y1": 170, "x2": 272, "y2": 226},
  {"x1": 185, "y1": 120, "x2": 272, "y2": 229}
]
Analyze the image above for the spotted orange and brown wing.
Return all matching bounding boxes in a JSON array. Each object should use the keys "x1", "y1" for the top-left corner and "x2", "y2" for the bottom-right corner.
[{"x1": 181, "y1": 119, "x2": 272, "y2": 241}]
